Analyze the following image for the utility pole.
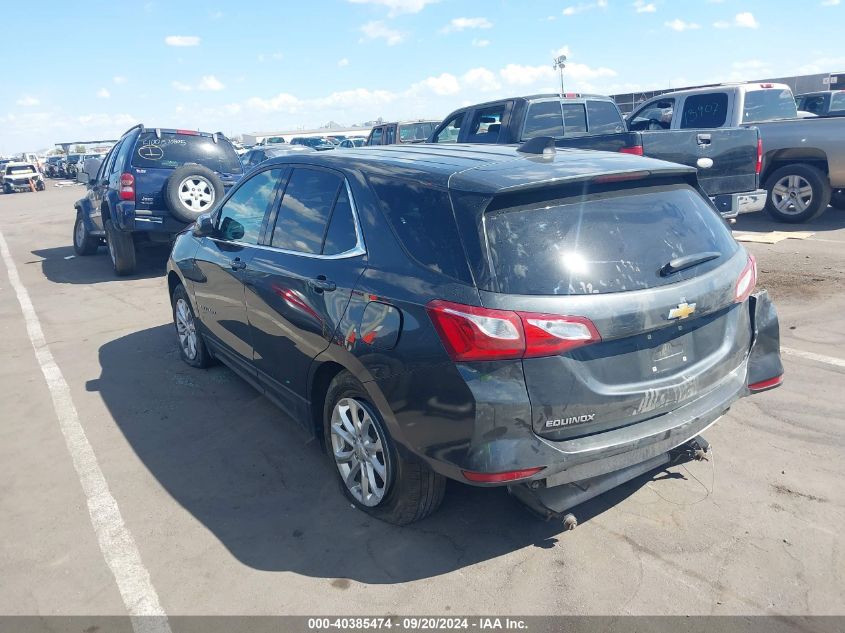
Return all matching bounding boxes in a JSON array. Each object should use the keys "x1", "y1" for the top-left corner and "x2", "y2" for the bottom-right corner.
[{"x1": 553, "y1": 54, "x2": 567, "y2": 96}]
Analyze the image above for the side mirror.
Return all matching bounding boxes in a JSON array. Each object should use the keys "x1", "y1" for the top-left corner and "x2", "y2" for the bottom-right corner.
[{"x1": 192, "y1": 213, "x2": 216, "y2": 238}]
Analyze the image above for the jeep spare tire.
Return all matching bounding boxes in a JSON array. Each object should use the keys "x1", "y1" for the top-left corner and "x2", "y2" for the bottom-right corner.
[{"x1": 165, "y1": 163, "x2": 224, "y2": 223}]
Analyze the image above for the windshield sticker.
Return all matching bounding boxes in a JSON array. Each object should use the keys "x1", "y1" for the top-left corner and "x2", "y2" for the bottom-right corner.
[{"x1": 138, "y1": 145, "x2": 164, "y2": 160}]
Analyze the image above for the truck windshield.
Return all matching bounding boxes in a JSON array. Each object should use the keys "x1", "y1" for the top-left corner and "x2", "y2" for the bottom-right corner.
[
  {"x1": 131, "y1": 132, "x2": 243, "y2": 173},
  {"x1": 8, "y1": 166, "x2": 36, "y2": 175},
  {"x1": 742, "y1": 88, "x2": 798, "y2": 123}
]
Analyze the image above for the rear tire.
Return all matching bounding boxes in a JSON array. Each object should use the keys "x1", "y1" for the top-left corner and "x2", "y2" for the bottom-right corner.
[
  {"x1": 764, "y1": 163, "x2": 831, "y2": 223},
  {"x1": 172, "y1": 283, "x2": 212, "y2": 368},
  {"x1": 323, "y1": 371, "x2": 446, "y2": 525},
  {"x1": 73, "y1": 212, "x2": 99, "y2": 255},
  {"x1": 105, "y1": 219, "x2": 136, "y2": 276},
  {"x1": 3, "y1": 183, "x2": 12, "y2": 194}
]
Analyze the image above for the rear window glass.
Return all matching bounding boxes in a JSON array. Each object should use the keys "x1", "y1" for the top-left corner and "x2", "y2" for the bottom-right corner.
[
  {"x1": 484, "y1": 184, "x2": 738, "y2": 295},
  {"x1": 586, "y1": 100, "x2": 624, "y2": 133},
  {"x1": 742, "y1": 89, "x2": 798, "y2": 123},
  {"x1": 523, "y1": 101, "x2": 564, "y2": 139},
  {"x1": 368, "y1": 176, "x2": 472, "y2": 284},
  {"x1": 131, "y1": 132, "x2": 243, "y2": 173},
  {"x1": 681, "y1": 93, "x2": 729, "y2": 128},
  {"x1": 562, "y1": 104, "x2": 587, "y2": 135},
  {"x1": 830, "y1": 92, "x2": 845, "y2": 113}
]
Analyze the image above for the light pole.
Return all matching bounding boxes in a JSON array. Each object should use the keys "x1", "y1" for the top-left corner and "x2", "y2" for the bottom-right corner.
[{"x1": 553, "y1": 54, "x2": 567, "y2": 97}]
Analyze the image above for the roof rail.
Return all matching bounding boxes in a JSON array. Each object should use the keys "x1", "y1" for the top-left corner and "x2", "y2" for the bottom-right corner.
[
  {"x1": 517, "y1": 136, "x2": 556, "y2": 156},
  {"x1": 121, "y1": 123, "x2": 145, "y2": 137}
]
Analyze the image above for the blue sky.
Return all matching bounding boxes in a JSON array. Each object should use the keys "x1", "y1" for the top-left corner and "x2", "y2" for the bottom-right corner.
[{"x1": 1, "y1": 0, "x2": 844, "y2": 154}]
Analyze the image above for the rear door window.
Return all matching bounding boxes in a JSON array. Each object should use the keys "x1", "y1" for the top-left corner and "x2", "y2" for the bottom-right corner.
[
  {"x1": 484, "y1": 184, "x2": 738, "y2": 295},
  {"x1": 562, "y1": 103, "x2": 588, "y2": 135},
  {"x1": 741, "y1": 88, "x2": 798, "y2": 123},
  {"x1": 131, "y1": 132, "x2": 243, "y2": 173},
  {"x1": 271, "y1": 168, "x2": 343, "y2": 254},
  {"x1": 466, "y1": 106, "x2": 504, "y2": 143},
  {"x1": 523, "y1": 100, "x2": 564, "y2": 139},
  {"x1": 586, "y1": 100, "x2": 624, "y2": 133},
  {"x1": 385, "y1": 126, "x2": 396, "y2": 144},
  {"x1": 829, "y1": 92, "x2": 845, "y2": 113},
  {"x1": 433, "y1": 114, "x2": 464, "y2": 143},
  {"x1": 680, "y1": 92, "x2": 729, "y2": 128}
]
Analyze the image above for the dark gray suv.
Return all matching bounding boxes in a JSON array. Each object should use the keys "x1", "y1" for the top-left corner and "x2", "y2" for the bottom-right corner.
[{"x1": 166, "y1": 143, "x2": 783, "y2": 525}]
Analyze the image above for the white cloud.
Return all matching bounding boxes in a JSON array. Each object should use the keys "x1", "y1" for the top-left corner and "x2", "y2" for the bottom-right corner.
[
  {"x1": 821, "y1": 0, "x2": 840, "y2": 5},
  {"x1": 359, "y1": 20, "x2": 404, "y2": 45},
  {"x1": 348, "y1": 0, "x2": 437, "y2": 16},
  {"x1": 462, "y1": 67, "x2": 501, "y2": 92},
  {"x1": 338, "y1": 58, "x2": 350, "y2": 67},
  {"x1": 415, "y1": 73, "x2": 461, "y2": 96},
  {"x1": 257, "y1": 52, "x2": 284, "y2": 63},
  {"x1": 171, "y1": 81, "x2": 193, "y2": 92},
  {"x1": 210, "y1": 10, "x2": 224, "y2": 18},
  {"x1": 113, "y1": 76, "x2": 127, "y2": 85},
  {"x1": 165, "y1": 35, "x2": 200, "y2": 47},
  {"x1": 714, "y1": 12, "x2": 759, "y2": 28},
  {"x1": 665, "y1": 18, "x2": 700, "y2": 31},
  {"x1": 633, "y1": 0, "x2": 656, "y2": 12},
  {"x1": 472, "y1": 38, "x2": 490, "y2": 47},
  {"x1": 97, "y1": 88, "x2": 111, "y2": 99},
  {"x1": 16, "y1": 95, "x2": 40, "y2": 107},
  {"x1": 562, "y1": 0, "x2": 607, "y2": 16},
  {"x1": 500, "y1": 64, "x2": 556, "y2": 86},
  {"x1": 441, "y1": 17, "x2": 492, "y2": 33},
  {"x1": 198, "y1": 75, "x2": 225, "y2": 91}
]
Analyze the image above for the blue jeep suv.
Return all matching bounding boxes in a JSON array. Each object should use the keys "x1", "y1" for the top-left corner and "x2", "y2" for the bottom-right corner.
[{"x1": 73, "y1": 124, "x2": 243, "y2": 275}]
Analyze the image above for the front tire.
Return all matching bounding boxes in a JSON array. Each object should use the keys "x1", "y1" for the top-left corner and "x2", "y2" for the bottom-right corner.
[
  {"x1": 323, "y1": 371, "x2": 445, "y2": 525},
  {"x1": 104, "y1": 219, "x2": 136, "y2": 276},
  {"x1": 73, "y1": 213, "x2": 99, "y2": 255},
  {"x1": 172, "y1": 283, "x2": 212, "y2": 368},
  {"x1": 764, "y1": 164, "x2": 831, "y2": 223}
]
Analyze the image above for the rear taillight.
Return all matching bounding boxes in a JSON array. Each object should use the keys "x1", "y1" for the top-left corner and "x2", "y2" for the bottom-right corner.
[
  {"x1": 735, "y1": 254, "x2": 757, "y2": 303},
  {"x1": 756, "y1": 137, "x2": 763, "y2": 175},
  {"x1": 119, "y1": 172, "x2": 135, "y2": 201},
  {"x1": 462, "y1": 467, "x2": 545, "y2": 483},
  {"x1": 426, "y1": 300, "x2": 601, "y2": 362},
  {"x1": 618, "y1": 145, "x2": 644, "y2": 156}
]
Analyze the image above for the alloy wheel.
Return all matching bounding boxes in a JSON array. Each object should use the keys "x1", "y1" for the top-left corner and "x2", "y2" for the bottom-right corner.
[
  {"x1": 330, "y1": 397, "x2": 389, "y2": 507},
  {"x1": 771, "y1": 174, "x2": 813, "y2": 215},
  {"x1": 177, "y1": 175, "x2": 215, "y2": 212},
  {"x1": 175, "y1": 298, "x2": 198, "y2": 360}
]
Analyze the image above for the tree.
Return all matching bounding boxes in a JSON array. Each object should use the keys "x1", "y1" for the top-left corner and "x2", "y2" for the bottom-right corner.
[{"x1": 74, "y1": 145, "x2": 87, "y2": 153}]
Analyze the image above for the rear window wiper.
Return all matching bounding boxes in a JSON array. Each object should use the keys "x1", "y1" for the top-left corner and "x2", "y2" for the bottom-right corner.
[{"x1": 659, "y1": 251, "x2": 721, "y2": 277}]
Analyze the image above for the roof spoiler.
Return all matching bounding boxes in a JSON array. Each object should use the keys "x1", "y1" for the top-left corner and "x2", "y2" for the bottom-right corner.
[{"x1": 517, "y1": 136, "x2": 556, "y2": 156}]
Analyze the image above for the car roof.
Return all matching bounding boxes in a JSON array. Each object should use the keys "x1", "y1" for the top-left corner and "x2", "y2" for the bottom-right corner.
[
  {"x1": 647, "y1": 82, "x2": 791, "y2": 100},
  {"x1": 260, "y1": 143, "x2": 694, "y2": 194}
]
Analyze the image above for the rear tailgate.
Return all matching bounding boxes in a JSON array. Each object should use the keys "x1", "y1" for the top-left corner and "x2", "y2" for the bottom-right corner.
[{"x1": 639, "y1": 128, "x2": 759, "y2": 196}]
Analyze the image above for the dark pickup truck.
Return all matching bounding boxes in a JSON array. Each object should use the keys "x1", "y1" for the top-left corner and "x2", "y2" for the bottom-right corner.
[{"x1": 428, "y1": 94, "x2": 763, "y2": 219}]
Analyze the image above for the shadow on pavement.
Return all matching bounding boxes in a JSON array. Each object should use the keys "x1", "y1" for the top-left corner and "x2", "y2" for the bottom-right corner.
[
  {"x1": 733, "y1": 204, "x2": 845, "y2": 234},
  {"x1": 89, "y1": 324, "x2": 683, "y2": 583},
  {"x1": 31, "y1": 245, "x2": 169, "y2": 284}
]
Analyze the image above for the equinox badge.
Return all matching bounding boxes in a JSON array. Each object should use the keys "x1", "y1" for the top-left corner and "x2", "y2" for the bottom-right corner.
[{"x1": 668, "y1": 302, "x2": 696, "y2": 320}]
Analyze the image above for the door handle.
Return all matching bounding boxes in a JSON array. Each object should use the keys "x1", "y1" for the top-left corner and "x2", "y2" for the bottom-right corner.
[
  {"x1": 308, "y1": 276, "x2": 337, "y2": 292},
  {"x1": 696, "y1": 133, "x2": 712, "y2": 145},
  {"x1": 230, "y1": 258, "x2": 247, "y2": 271}
]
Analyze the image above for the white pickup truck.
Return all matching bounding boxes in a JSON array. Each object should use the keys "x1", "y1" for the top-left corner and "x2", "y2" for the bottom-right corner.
[
  {"x1": 628, "y1": 82, "x2": 845, "y2": 222},
  {"x1": 1, "y1": 162, "x2": 46, "y2": 194}
]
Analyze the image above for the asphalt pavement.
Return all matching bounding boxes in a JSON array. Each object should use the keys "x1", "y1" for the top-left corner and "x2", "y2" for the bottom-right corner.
[{"x1": 0, "y1": 184, "x2": 843, "y2": 617}]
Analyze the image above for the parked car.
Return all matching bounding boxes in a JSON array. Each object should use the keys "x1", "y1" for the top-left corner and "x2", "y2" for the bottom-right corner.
[
  {"x1": 430, "y1": 94, "x2": 764, "y2": 221},
  {"x1": 165, "y1": 143, "x2": 783, "y2": 525},
  {"x1": 1, "y1": 162, "x2": 46, "y2": 193},
  {"x1": 290, "y1": 137, "x2": 336, "y2": 151},
  {"x1": 240, "y1": 144, "x2": 315, "y2": 171},
  {"x1": 795, "y1": 90, "x2": 845, "y2": 118},
  {"x1": 367, "y1": 120, "x2": 439, "y2": 145},
  {"x1": 73, "y1": 125, "x2": 243, "y2": 275},
  {"x1": 257, "y1": 136, "x2": 287, "y2": 146},
  {"x1": 44, "y1": 156, "x2": 64, "y2": 178},
  {"x1": 628, "y1": 83, "x2": 845, "y2": 221},
  {"x1": 338, "y1": 137, "x2": 367, "y2": 149}
]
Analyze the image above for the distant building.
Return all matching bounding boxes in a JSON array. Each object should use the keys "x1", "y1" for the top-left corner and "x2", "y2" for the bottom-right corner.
[{"x1": 611, "y1": 70, "x2": 844, "y2": 114}]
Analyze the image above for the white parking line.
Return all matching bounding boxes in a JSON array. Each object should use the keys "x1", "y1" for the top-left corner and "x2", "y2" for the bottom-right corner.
[
  {"x1": 0, "y1": 230, "x2": 171, "y2": 633},
  {"x1": 782, "y1": 346, "x2": 845, "y2": 369}
]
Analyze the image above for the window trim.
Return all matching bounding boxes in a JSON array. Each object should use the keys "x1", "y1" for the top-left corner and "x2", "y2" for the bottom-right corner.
[
  {"x1": 519, "y1": 97, "x2": 566, "y2": 141},
  {"x1": 256, "y1": 165, "x2": 366, "y2": 260}
]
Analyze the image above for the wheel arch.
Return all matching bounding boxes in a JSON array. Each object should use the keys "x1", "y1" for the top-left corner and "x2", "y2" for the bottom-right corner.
[
  {"x1": 761, "y1": 148, "x2": 829, "y2": 185},
  {"x1": 308, "y1": 360, "x2": 347, "y2": 448}
]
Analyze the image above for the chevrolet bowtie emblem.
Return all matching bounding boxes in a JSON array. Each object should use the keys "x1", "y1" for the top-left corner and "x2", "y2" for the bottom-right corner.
[{"x1": 668, "y1": 302, "x2": 696, "y2": 320}]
